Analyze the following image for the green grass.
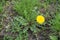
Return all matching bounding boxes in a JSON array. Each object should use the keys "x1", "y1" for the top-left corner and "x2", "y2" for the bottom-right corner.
[
  {"x1": 0, "y1": 2, "x2": 3, "y2": 13},
  {"x1": 13, "y1": 0, "x2": 39, "y2": 21},
  {"x1": 1, "y1": 0, "x2": 60, "y2": 40},
  {"x1": 4, "y1": 0, "x2": 40, "y2": 40},
  {"x1": 51, "y1": 13, "x2": 60, "y2": 31}
]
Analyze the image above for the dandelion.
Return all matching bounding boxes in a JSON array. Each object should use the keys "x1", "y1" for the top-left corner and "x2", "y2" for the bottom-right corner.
[{"x1": 36, "y1": 15, "x2": 45, "y2": 24}]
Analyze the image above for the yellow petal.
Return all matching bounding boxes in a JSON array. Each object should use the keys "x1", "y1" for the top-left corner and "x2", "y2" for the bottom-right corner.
[{"x1": 36, "y1": 15, "x2": 45, "y2": 24}]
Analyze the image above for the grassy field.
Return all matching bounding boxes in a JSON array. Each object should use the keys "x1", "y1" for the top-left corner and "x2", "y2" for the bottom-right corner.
[{"x1": 0, "y1": 0, "x2": 60, "y2": 40}]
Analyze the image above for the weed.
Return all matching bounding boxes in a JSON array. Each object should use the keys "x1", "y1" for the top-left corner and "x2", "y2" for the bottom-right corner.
[
  {"x1": 4, "y1": 0, "x2": 40, "y2": 40},
  {"x1": 50, "y1": 35, "x2": 58, "y2": 40},
  {"x1": 51, "y1": 13, "x2": 60, "y2": 31}
]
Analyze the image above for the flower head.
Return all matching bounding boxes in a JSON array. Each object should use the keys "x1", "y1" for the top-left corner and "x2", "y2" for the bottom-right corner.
[{"x1": 36, "y1": 15, "x2": 45, "y2": 24}]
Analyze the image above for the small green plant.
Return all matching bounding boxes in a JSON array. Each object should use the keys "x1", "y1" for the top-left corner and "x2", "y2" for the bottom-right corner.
[
  {"x1": 0, "y1": 2, "x2": 3, "y2": 13},
  {"x1": 4, "y1": 0, "x2": 40, "y2": 40},
  {"x1": 0, "y1": 1, "x2": 4, "y2": 31},
  {"x1": 51, "y1": 13, "x2": 60, "y2": 31},
  {"x1": 13, "y1": 0, "x2": 40, "y2": 33},
  {"x1": 13, "y1": 0, "x2": 39, "y2": 21},
  {"x1": 49, "y1": 35, "x2": 58, "y2": 40},
  {"x1": 0, "y1": 0, "x2": 6, "y2": 12}
]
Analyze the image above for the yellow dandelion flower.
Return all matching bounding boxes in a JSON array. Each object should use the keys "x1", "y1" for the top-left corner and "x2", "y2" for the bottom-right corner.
[{"x1": 36, "y1": 15, "x2": 45, "y2": 24}]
